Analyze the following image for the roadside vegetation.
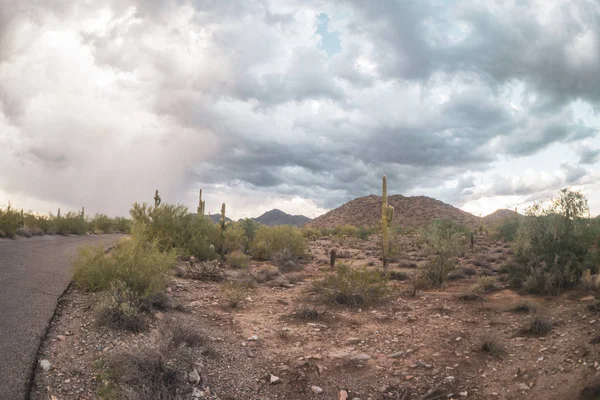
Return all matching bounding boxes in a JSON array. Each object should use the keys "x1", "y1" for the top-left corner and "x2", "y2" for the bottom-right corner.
[{"x1": 0, "y1": 203, "x2": 131, "y2": 238}]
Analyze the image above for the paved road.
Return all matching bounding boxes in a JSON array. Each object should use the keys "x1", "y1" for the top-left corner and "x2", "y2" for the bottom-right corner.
[{"x1": 0, "y1": 234, "x2": 123, "y2": 400}]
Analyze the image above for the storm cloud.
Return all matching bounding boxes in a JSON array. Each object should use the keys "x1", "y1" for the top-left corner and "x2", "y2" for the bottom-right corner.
[{"x1": 1, "y1": 0, "x2": 599, "y2": 218}]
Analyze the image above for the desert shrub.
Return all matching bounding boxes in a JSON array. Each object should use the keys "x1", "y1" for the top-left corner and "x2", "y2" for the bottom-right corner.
[
  {"x1": 312, "y1": 264, "x2": 389, "y2": 307},
  {"x1": 521, "y1": 316, "x2": 553, "y2": 336},
  {"x1": 334, "y1": 224, "x2": 359, "y2": 238},
  {"x1": 73, "y1": 228, "x2": 178, "y2": 297},
  {"x1": 419, "y1": 220, "x2": 467, "y2": 286},
  {"x1": 107, "y1": 347, "x2": 184, "y2": 400},
  {"x1": 159, "y1": 318, "x2": 203, "y2": 350},
  {"x1": 388, "y1": 271, "x2": 410, "y2": 281},
  {"x1": 183, "y1": 216, "x2": 220, "y2": 260},
  {"x1": 226, "y1": 250, "x2": 250, "y2": 269},
  {"x1": 223, "y1": 223, "x2": 245, "y2": 254},
  {"x1": 512, "y1": 301, "x2": 537, "y2": 314},
  {"x1": 253, "y1": 267, "x2": 280, "y2": 283},
  {"x1": 480, "y1": 334, "x2": 505, "y2": 357},
  {"x1": 494, "y1": 217, "x2": 521, "y2": 242},
  {"x1": 474, "y1": 276, "x2": 497, "y2": 292},
  {"x1": 97, "y1": 281, "x2": 149, "y2": 332},
  {"x1": 250, "y1": 225, "x2": 306, "y2": 260},
  {"x1": 56, "y1": 211, "x2": 88, "y2": 235},
  {"x1": 581, "y1": 269, "x2": 600, "y2": 291},
  {"x1": 458, "y1": 291, "x2": 483, "y2": 302},
  {"x1": 187, "y1": 260, "x2": 225, "y2": 282},
  {"x1": 15, "y1": 226, "x2": 32, "y2": 238},
  {"x1": 220, "y1": 281, "x2": 251, "y2": 308},
  {"x1": 462, "y1": 267, "x2": 477, "y2": 276},
  {"x1": 271, "y1": 248, "x2": 302, "y2": 272},
  {"x1": 239, "y1": 218, "x2": 259, "y2": 252},
  {"x1": 357, "y1": 226, "x2": 372, "y2": 240},
  {"x1": 291, "y1": 305, "x2": 325, "y2": 321},
  {"x1": 510, "y1": 189, "x2": 595, "y2": 295}
]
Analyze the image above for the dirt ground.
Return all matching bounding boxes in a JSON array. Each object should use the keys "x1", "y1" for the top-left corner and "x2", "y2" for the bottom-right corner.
[{"x1": 31, "y1": 234, "x2": 600, "y2": 400}]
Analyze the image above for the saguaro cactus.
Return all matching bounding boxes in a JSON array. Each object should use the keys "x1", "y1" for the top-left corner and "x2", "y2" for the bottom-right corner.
[
  {"x1": 57, "y1": 208, "x2": 61, "y2": 219},
  {"x1": 154, "y1": 190, "x2": 161, "y2": 207},
  {"x1": 381, "y1": 175, "x2": 394, "y2": 269},
  {"x1": 198, "y1": 189, "x2": 206, "y2": 217},
  {"x1": 219, "y1": 203, "x2": 227, "y2": 256},
  {"x1": 81, "y1": 207, "x2": 85, "y2": 220}
]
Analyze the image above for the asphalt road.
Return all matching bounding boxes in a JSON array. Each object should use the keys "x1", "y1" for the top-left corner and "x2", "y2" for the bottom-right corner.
[{"x1": 0, "y1": 234, "x2": 123, "y2": 400}]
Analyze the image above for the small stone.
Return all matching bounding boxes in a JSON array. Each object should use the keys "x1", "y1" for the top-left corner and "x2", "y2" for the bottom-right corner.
[
  {"x1": 56, "y1": 335, "x2": 66, "y2": 341},
  {"x1": 155, "y1": 311, "x2": 164, "y2": 320},
  {"x1": 311, "y1": 385, "x2": 324, "y2": 394},
  {"x1": 270, "y1": 374, "x2": 281, "y2": 384},
  {"x1": 247, "y1": 335, "x2": 259, "y2": 341},
  {"x1": 350, "y1": 353, "x2": 371, "y2": 361},
  {"x1": 456, "y1": 337, "x2": 462, "y2": 342},
  {"x1": 444, "y1": 376, "x2": 455, "y2": 382},
  {"x1": 405, "y1": 375, "x2": 414, "y2": 381},
  {"x1": 388, "y1": 351, "x2": 405, "y2": 358},
  {"x1": 192, "y1": 387, "x2": 204, "y2": 398},
  {"x1": 39, "y1": 360, "x2": 52, "y2": 372},
  {"x1": 459, "y1": 392, "x2": 468, "y2": 397},
  {"x1": 188, "y1": 369, "x2": 200, "y2": 384},
  {"x1": 346, "y1": 337, "x2": 361, "y2": 345},
  {"x1": 339, "y1": 390, "x2": 348, "y2": 400},
  {"x1": 517, "y1": 383, "x2": 530, "y2": 391}
]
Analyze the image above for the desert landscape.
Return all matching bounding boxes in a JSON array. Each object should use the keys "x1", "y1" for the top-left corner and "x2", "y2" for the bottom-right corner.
[{"x1": 8, "y1": 181, "x2": 594, "y2": 400}]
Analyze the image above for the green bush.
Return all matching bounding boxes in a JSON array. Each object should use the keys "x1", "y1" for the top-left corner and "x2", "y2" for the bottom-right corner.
[
  {"x1": 226, "y1": 250, "x2": 250, "y2": 269},
  {"x1": 223, "y1": 223, "x2": 245, "y2": 253},
  {"x1": 73, "y1": 227, "x2": 177, "y2": 297},
  {"x1": 419, "y1": 219, "x2": 467, "y2": 286},
  {"x1": 494, "y1": 217, "x2": 520, "y2": 242},
  {"x1": 96, "y1": 281, "x2": 148, "y2": 332},
  {"x1": 510, "y1": 189, "x2": 596, "y2": 295},
  {"x1": 250, "y1": 225, "x2": 306, "y2": 260},
  {"x1": 312, "y1": 264, "x2": 389, "y2": 307}
]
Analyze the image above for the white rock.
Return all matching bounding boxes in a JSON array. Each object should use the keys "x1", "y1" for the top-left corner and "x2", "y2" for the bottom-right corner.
[
  {"x1": 188, "y1": 369, "x2": 201, "y2": 384},
  {"x1": 517, "y1": 383, "x2": 530, "y2": 391},
  {"x1": 270, "y1": 374, "x2": 281, "y2": 384},
  {"x1": 39, "y1": 359, "x2": 52, "y2": 372},
  {"x1": 311, "y1": 385, "x2": 324, "y2": 394},
  {"x1": 247, "y1": 335, "x2": 259, "y2": 341}
]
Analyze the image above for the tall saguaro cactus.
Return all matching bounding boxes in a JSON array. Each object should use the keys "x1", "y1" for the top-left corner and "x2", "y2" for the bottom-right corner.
[
  {"x1": 154, "y1": 190, "x2": 161, "y2": 207},
  {"x1": 381, "y1": 175, "x2": 394, "y2": 269},
  {"x1": 57, "y1": 208, "x2": 61, "y2": 219},
  {"x1": 198, "y1": 189, "x2": 206, "y2": 217},
  {"x1": 81, "y1": 207, "x2": 85, "y2": 220},
  {"x1": 219, "y1": 203, "x2": 227, "y2": 256}
]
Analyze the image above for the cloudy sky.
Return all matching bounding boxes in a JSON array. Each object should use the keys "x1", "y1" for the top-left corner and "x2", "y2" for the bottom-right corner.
[{"x1": 1, "y1": 0, "x2": 600, "y2": 219}]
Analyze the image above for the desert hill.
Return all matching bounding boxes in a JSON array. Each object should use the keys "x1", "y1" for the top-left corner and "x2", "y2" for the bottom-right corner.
[
  {"x1": 483, "y1": 209, "x2": 522, "y2": 222},
  {"x1": 253, "y1": 209, "x2": 311, "y2": 227},
  {"x1": 307, "y1": 194, "x2": 482, "y2": 230}
]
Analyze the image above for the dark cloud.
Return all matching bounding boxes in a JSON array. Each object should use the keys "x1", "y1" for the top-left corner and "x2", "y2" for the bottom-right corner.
[{"x1": 1, "y1": 0, "x2": 600, "y2": 216}]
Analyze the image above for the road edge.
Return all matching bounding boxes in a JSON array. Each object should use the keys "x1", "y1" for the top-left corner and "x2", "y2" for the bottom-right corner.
[{"x1": 26, "y1": 243, "x2": 118, "y2": 400}]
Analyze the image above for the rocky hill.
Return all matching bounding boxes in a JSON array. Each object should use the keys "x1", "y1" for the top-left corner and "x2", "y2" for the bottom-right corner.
[
  {"x1": 253, "y1": 209, "x2": 311, "y2": 227},
  {"x1": 483, "y1": 209, "x2": 522, "y2": 223},
  {"x1": 307, "y1": 194, "x2": 482, "y2": 230}
]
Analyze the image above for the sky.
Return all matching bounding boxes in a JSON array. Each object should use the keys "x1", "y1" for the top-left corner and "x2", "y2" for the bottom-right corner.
[{"x1": 1, "y1": 0, "x2": 600, "y2": 220}]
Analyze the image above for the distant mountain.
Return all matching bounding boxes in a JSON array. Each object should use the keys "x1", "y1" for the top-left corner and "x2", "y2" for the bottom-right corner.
[
  {"x1": 209, "y1": 213, "x2": 233, "y2": 224},
  {"x1": 483, "y1": 209, "x2": 523, "y2": 222},
  {"x1": 307, "y1": 194, "x2": 482, "y2": 230},
  {"x1": 253, "y1": 209, "x2": 311, "y2": 227}
]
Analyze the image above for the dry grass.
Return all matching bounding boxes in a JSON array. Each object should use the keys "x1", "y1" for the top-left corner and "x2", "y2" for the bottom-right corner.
[
  {"x1": 480, "y1": 334, "x2": 505, "y2": 357},
  {"x1": 521, "y1": 316, "x2": 553, "y2": 336},
  {"x1": 159, "y1": 318, "x2": 203, "y2": 350}
]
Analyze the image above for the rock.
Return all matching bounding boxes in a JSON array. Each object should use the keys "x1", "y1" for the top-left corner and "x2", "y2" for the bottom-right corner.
[
  {"x1": 350, "y1": 353, "x2": 371, "y2": 361},
  {"x1": 582, "y1": 295, "x2": 596, "y2": 301},
  {"x1": 188, "y1": 369, "x2": 201, "y2": 384},
  {"x1": 50, "y1": 396, "x2": 58, "y2": 400},
  {"x1": 459, "y1": 392, "x2": 468, "y2": 397},
  {"x1": 444, "y1": 376, "x2": 455, "y2": 382},
  {"x1": 339, "y1": 390, "x2": 349, "y2": 400},
  {"x1": 346, "y1": 337, "x2": 361, "y2": 345},
  {"x1": 311, "y1": 385, "x2": 324, "y2": 394},
  {"x1": 39, "y1": 359, "x2": 52, "y2": 372},
  {"x1": 192, "y1": 387, "x2": 204, "y2": 398},
  {"x1": 329, "y1": 352, "x2": 351, "y2": 359},
  {"x1": 270, "y1": 374, "x2": 281, "y2": 384},
  {"x1": 56, "y1": 335, "x2": 66, "y2": 341},
  {"x1": 388, "y1": 351, "x2": 406, "y2": 358},
  {"x1": 247, "y1": 335, "x2": 259, "y2": 341},
  {"x1": 155, "y1": 312, "x2": 164, "y2": 320},
  {"x1": 517, "y1": 383, "x2": 530, "y2": 391}
]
